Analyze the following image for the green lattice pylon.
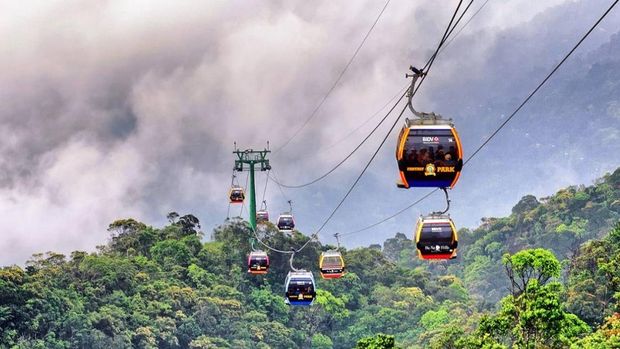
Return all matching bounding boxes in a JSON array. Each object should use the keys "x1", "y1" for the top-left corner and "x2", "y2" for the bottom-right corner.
[{"x1": 233, "y1": 145, "x2": 271, "y2": 231}]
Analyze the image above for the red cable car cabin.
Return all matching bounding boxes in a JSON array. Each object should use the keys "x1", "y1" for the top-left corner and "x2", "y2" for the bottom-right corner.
[
  {"x1": 229, "y1": 186, "x2": 245, "y2": 204},
  {"x1": 247, "y1": 251, "x2": 270, "y2": 275}
]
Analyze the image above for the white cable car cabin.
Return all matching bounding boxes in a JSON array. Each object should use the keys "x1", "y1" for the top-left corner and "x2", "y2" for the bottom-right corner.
[{"x1": 284, "y1": 271, "x2": 316, "y2": 306}]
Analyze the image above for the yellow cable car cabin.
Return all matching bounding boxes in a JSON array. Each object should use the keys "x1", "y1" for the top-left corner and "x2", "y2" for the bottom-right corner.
[
  {"x1": 247, "y1": 251, "x2": 270, "y2": 275},
  {"x1": 319, "y1": 251, "x2": 345, "y2": 279},
  {"x1": 229, "y1": 186, "x2": 245, "y2": 204},
  {"x1": 414, "y1": 215, "x2": 458, "y2": 260},
  {"x1": 396, "y1": 119, "x2": 463, "y2": 189}
]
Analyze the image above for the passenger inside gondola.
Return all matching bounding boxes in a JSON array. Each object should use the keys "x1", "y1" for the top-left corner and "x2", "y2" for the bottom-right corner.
[
  {"x1": 285, "y1": 276, "x2": 316, "y2": 305},
  {"x1": 248, "y1": 252, "x2": 269, "y2": 274}
]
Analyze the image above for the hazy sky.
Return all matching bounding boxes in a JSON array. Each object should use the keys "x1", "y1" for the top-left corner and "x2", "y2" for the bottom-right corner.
[{"x1": 1, "y1": 0, "x2": 619, "y2": 265}]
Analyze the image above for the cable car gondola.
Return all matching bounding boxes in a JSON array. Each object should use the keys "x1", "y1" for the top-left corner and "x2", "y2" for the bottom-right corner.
[
  {"x1": 229, "y1": 186, "x2": 245, "y2": 204},
  {"x1": 319, "y1": 251, "x2": 345, "y2": 279},
  {"x1": 396, "y1": 120, "x2": 463, "y2": 189},
  {"x1": 257, "y1": 210, "x2": 269, "y2": 222},
  {"x1": 247, "y1": 251, "x2": 270, "y2": 275},
  {"x1": 277, "y1": 200, "x2": 295, "y2": 233},
  {"x1": 257, "y1": 200, "x2": 269, "y2": 223},
  {"x1": 414, "y1": 215, "x2": 458, "y2": 260},
  {"x1": 395, "y1": 66, "x2": 463, "y2": 189},
  {"x1": 277, "y1": 213, "x2": 295, "y2": 233},
  {"x1": 284, "y1": 271, "x2": 316, "y2": 306}
]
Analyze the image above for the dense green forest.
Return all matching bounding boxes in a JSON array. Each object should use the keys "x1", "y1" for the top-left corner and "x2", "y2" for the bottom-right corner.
[{"x1": 1, "y1": 168, "x2": 619, "y2": 348}]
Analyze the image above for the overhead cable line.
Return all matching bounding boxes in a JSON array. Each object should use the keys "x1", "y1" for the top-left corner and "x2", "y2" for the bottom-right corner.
[
  {"x1": 296, "y1": 85, "x2": 408, "y2": 159},
  {"x1": 273, "y1": 0, "x2": 392, "y2": 154},
  {"x1": 464, "y1": 0, "x2": 618, "y2": 165},
  {"x1": 438, "y1": 0, "x2": 491, "y2": 55},
  {"x1": 339, "y1": 189, "x2": 439, "y2": 237},
  {"x1": 250, "y1": 225, "x2": 294, "y2": 254},
  {"x1": 239, "y1": 170, "x2": 250, "y2": 217},
  {"x1": 339, "y1": 0, "x2": 619, "y2": 238},
  {"x1": 317, "y1": 85, "x2": 408, "y2": 153},
  {"x1": 260, "y1": 169, "x2": 270, "y2": 206},
  {"x1": 270, "y1": 88, "x2": 408, "y2": 188},
  {"x1": 269, "y1": 168, "x2": 291, "y2": 204},
  {"x1": 421, "y1": 0, "x2": 468, "y2": 73}
]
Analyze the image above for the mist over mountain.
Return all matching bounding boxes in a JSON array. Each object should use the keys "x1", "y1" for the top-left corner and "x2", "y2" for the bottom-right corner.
[{"x1": 0, "y1": 0, "x2": 619, "y2": 271}]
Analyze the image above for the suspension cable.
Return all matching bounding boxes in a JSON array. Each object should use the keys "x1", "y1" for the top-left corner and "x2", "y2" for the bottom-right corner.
[
  {"x1": 314, "y1": 85, "x2": 408, "y2": 154},
  {"x1": 260, "y1": 169, "x2": 270, "y2": 208},
  {"x1": 270, "y1": 88, "x2": 408, "y2": 188},
  {"x1": 339, "y1": 189, "x2": 439, "y2": 237},
  {"x1": 295, "y1": 101, "x2": 409, "y2": 253},
  {"x1": 432, "y1": 188, "x2": 451, "y2": 215},
  {"x1": 438, "y1": 0, "x2": 491, "y2": 56},
  {"x1": 269, "y1": 168, "x2": 291, "y2": 205},
  {"x1": 421, "y1": 0, "x2": 466, "y2": 73},
  {"x1": 249, "y1": 224, "x2": 294, "y2": 255},
  {"x1": 289, "y1": 251, "x2": 300, "y2": 272},
  {"x1": 273, "y1": 0, "x2": 393, "y2": 155},
  {"x1": 239, "y1": 170, "x2": 249, "y2": 217}
]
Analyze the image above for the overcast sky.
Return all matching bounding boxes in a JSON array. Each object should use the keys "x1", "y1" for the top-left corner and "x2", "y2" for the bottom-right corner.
[{"x1": 1, "y1": 0, "x2": 619, "y2": 265}]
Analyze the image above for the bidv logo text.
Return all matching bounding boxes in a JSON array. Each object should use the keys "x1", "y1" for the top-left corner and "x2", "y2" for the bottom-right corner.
[{"x1": 422, "y1": 136, "x2": 440, "y2": 143}]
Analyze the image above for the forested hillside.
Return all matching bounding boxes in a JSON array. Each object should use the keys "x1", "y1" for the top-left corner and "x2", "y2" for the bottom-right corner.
[{"x1": 1, "y1": 168, "x2": 619, "y2": 348}]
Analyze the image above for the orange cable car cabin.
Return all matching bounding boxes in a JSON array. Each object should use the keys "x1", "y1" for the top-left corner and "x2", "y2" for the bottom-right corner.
[{"x1": 396, "y1": 120, "x2": 463, "y2": 189}]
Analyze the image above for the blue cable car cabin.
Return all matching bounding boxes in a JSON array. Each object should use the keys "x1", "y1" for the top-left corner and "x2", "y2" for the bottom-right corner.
[{"x1": 284, "y1": 271, "x2": 316, "y2": 306}]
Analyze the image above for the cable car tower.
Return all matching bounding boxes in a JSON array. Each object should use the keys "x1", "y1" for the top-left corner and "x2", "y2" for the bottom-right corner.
[{"x1": 233, "y1": 143, "x2": 271, "y2": 231}]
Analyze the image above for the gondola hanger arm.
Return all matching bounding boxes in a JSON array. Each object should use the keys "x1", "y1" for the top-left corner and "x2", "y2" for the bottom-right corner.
[
  {"x1": 334, "y1": 233, "x2": 341, "y2": 250},
  {"x1": 289, "y1": 249, "x2": 300, "y2": 272},
  {"x1": 405, "y1": 66, "x2": 444, "y2": 123},
  {"x1": 432, "y1": 187, "x2": 451, "y2": 216}
]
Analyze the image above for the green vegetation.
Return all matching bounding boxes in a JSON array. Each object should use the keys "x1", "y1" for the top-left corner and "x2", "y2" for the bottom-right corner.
[{"x1": 0, "y1": 168, "x2": 619, "y2": 348}]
